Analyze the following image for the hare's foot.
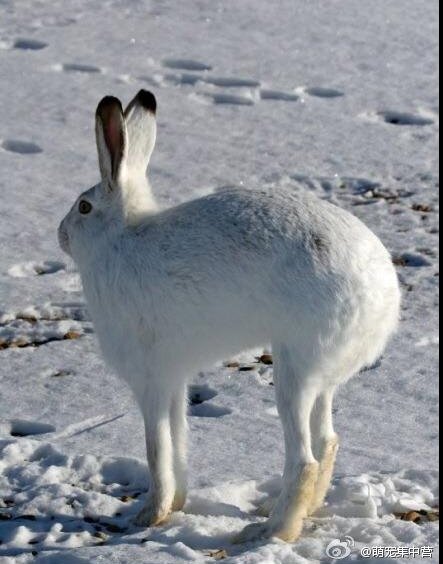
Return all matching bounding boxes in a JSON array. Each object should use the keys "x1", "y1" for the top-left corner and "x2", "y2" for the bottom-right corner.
[
  {"x1": 233, "y1": 517, "x2": 304, "y2": 544},
  {"x1": 133, "y1": 495, "x2": 172, "y2": 527},
  {"x1": 234, "y1": 495, "x2": 309, "y2": 543},
  {"x1": 235, "y1": 463, "x2": 318, "y2": 544},
  {"x1": 309, "y1": 436, "x2": 339, "y2": 515}
]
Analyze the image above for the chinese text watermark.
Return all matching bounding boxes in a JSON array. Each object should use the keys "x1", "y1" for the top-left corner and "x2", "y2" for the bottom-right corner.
[{"x1": 326, "y1": 537, "x2": 435, "y2": 560}]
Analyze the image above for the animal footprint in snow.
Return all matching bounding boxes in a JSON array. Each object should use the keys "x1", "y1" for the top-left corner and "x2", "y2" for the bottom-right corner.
[
  {"x1": 260, "y1": 89, "x2": 299, "y2": 102},
  {"x1": 0, "y1": 38, "x2": 48, "y2": 51},
  {"x1": 163, "y1": 72, "x2": 203, "y2": 86},
  {"x1": 63, "y1": 63, "x2": 102, "y2": 73},
  {"x1": 53, "y1": 63, "x2": 102, "y2": 74},
  {"x1": 13, "y1": 38, "x2": 48, "y2": 50},
  {"x1": 188, "y1": 385, "x2": 231, "y2": 417},
  {"x1": 210, "y1": 93, "x2": 255, "y2": 106},
  {"x1": 379, "y1": 111, "x2": 434, "y2": 126},
  {"x1": 10, "y1": 419, "x2": 56, "y2": 437},
  {"x1": 167, "y1": 73, "x2": 260, "y2": 93},
  {"x1": 162, "y1": 58, "x2": 212, "y2": 71},
  {"x1": 362, "y1": 110, "x2": 434, "y2": 127},
  {"x1": 304, "y1": 87, "x2": 344, "y2": 98},
  {"x1": 1, "y1": 139, "x2": 42, "y2": 155},
  {"x1": 204, "y1": 76, "x2": 260, "y2": 88},
  {"x1": 188, "y1": 384, "x2": 218, "y2": 405}
]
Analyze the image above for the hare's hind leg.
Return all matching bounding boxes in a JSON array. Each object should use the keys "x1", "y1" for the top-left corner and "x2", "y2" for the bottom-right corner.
[
  {"x1": 170, "y1": 382, "x2": 188, "y2": 511},
  {"x1": 309, "y1": 388, "x2": 339, "y2": 515},
  {"x1": 255, "y1": 388, "x2": 339, "y2": 519},
  {"x1": 235, "y1": 346, "x2": 319, "y2": 543},
  {"x1": 134, "y1": 385, "x2": 176, "y2": 527}
]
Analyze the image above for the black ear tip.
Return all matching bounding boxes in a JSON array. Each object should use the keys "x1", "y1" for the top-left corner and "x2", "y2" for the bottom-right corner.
[
  {"x1": 96, "y1": 95, "x2": 123, "y2": 116},
  {"x1": 136, "y1": 90, "x2": 157, "y2": 113}
]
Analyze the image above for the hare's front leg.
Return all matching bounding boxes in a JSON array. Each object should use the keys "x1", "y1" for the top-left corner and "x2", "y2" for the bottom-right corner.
[
  {"x1": 235, "y1": 351, "x2": 319, "y2": 543},
  {"x1": 135, "y1": 388, "x2": 176, "y2": 527},
  {"x1": 170, "y1": 383, "x2": 188, "y2": 511}
]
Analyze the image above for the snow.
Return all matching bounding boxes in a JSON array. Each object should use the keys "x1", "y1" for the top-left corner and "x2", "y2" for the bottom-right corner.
[{"x1": 0, "y1": 0, "x2": 439, "y2": 562}]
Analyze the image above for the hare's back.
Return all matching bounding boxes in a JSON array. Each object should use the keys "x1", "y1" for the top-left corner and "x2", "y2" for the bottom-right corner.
[{"x1": 141, "y1": 187, "x2": 384, "y2": 264}]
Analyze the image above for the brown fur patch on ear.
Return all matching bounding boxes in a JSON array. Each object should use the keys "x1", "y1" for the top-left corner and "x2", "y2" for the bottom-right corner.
[{"x1": 96, "y1": 96, "x2": 125, "y2": 179}]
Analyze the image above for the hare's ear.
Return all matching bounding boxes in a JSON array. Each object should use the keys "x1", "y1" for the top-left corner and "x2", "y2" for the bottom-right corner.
[
  {"x1": 95, "y1": 96, "x2": 127, "y2": 189},
  {"x1": 124, "y1": 90, "x2": 157, "y2": 176}
]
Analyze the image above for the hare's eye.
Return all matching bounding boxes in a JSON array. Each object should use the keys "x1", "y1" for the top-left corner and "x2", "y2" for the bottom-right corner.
[{"x1": 78, "y1": 200, "x2": 92, "y2": 215}]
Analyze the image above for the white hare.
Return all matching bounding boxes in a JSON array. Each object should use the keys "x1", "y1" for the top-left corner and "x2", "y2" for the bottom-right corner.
[{"x1": 58, "y1": 90, "x2": 400, "y2": 543}]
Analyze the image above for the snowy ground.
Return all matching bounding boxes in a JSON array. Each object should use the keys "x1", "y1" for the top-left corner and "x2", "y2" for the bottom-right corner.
[{"x1": 0, "y1": 0, "x2": 439, "y2": 562}]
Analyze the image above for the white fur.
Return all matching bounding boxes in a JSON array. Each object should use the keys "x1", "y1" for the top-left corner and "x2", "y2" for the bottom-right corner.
[{"x1": 58, "y1": 91, "x2": 401, "y2": 541}]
